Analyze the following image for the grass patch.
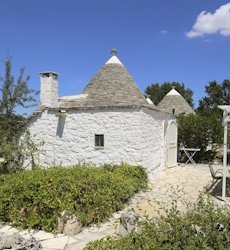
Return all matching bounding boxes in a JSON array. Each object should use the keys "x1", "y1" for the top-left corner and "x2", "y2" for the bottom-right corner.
[
  {"x1": 0, "y1": 164, "x2": 147, "y2": 232},
  {"x1": 86, "y1": 196, "x2": 230, "y2": 249}
]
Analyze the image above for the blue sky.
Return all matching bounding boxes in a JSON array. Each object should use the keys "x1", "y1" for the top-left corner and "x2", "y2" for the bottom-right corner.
[{"x1": 0, "y1": 0, "x2": 229, "y2": 114}]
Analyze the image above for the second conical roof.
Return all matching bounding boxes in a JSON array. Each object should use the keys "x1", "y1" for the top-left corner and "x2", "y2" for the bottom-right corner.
[{"x1": 157, "y1": 88, "x2": 195, "y2": 115}]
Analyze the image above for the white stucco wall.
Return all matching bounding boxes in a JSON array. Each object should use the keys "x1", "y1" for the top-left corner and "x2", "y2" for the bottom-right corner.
[
  {"x1": 140, "y1": 109, "x2": 168, "y2": 175},
  {"x1": 26, "y1": 108, "x2": 170, "y2": 174}
]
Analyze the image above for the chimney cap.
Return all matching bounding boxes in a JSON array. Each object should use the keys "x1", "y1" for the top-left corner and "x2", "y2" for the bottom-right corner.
[{"x1": 39, "y1": 71, "x2": 60, "y2": 76}]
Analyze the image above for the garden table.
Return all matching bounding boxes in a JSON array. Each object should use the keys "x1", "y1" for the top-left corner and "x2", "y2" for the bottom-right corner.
[{"x1": 180, "y1": 148, "x2": 201, "y2": 165}]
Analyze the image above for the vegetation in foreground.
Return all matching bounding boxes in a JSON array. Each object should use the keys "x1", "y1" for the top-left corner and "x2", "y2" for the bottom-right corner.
[
  {"x1": 86, "y1": 196, "x2": 230, "y2": 250},
  {"x1": 0, "y1": 164, "x2": 147, "y2": 232}
]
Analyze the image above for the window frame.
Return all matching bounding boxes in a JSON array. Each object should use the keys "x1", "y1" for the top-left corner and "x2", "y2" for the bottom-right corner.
[{"x1": 95, "y1": 134, "x2": 104, "y2": 148}]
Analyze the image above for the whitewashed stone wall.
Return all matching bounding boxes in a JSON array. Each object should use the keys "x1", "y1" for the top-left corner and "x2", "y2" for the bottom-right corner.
[
  {"x1": 27, "y1": 108, "x2": 170, "y2": 173},
  {"x1": 140, "y1": 109, "x2": 167, "y2": 175}
]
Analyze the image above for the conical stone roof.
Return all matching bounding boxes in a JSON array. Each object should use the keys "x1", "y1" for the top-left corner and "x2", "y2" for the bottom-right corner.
[
  {"x1": 157, "y1": 88, "x2": 195, "y2": 116},
  {"x1": 59, "y1": 50, "x2": 153, "y2": 109}
]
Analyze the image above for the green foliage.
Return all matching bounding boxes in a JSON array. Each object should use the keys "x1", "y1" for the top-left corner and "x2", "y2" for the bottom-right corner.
[
  {"x1": 0, "y1": 164, "x2": 147, "y2": 232},
  {"x1": 86, "y1": 196, "x2": 230, "y2": 249},
  {"x1": 0, "y1": 114, "x2": 26, "y2": 173},
  {"x1": 145, "y1": 80, "x2": 229, "y2": 163},
  {"x1": 178, "y1": 114, "x2": 210, "y2": 150},
  {"x1": 196, "y1": 80, "x2": 230, "y2": 152},
  {"x1": 197, "y1": 80, "x2": 230, "y2": 116},
  {"x1": 0, "y1": 58, "x2": 38, "y2": 173},
  {"x1": 0, "y1": 58, "x2": 38, "y2": 115},
  {"x1": 145, "y1": 82, "x2": 194, "y2": 107},
  {"x1": 177, "y1": 113, "x2": 223, "y2": 162}
]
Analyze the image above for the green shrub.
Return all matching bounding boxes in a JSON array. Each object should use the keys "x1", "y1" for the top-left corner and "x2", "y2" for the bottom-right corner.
[
  {"x1": 178, "y1": 114, "x2": 224, "y2": 162},
  {"x1": 86, "y1": 196, "x2": 230, "y2": 249},
  {"x1": 0, "y1": 114, "x2": 26, "y2": 173},
  {"x1": 0, "y1": 164, "x2": 147, "y2": 232}
]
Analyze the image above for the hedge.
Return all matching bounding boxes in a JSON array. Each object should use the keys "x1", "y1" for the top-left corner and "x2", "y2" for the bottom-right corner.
[{"x1": 0, "y1": 164, "x2": 147, "y2": 232}]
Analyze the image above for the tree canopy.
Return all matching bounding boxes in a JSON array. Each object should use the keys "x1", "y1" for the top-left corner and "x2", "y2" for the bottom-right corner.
[
  {"x1": 196, "y1": 80, "x2": 230, "y2": 116},
  {"x1": 0, "y1": 58, "x2": 38, "y2": 115},
  {"x1": 178, "y1": 79, "x2": 230, "y2": 162},
  {"x1": 145, "y1": 82, "x2": 194, "y2": 107},
  {"x1": 0, "y1": 58, "x2": 38, "y2": 173}
]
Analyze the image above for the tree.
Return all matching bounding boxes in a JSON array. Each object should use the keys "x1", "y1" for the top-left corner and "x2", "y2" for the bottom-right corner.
[
  {"x1": 196, "y1": 80, "x2": 230, "y2": 145},
  {"x1": 178, "y1": 114, "x2": 217, "y2": 162},
  {"x1": 0, "y1": 58, "x2": 38, "y2": 115},
  {"x1": 178, "y1": 80, "x2": 230, "y2": 163},
  {"x1": 145, "y1": 82, "x2": 194, "y2": 107},
  {"x1": 197, "y1": 80, "x2": 230, "y2": 116},
  {"x1": 0, "y1": 58, "x2": 38, "y2": 173}
]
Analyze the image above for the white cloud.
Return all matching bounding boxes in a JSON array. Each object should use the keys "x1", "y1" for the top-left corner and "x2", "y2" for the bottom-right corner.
[
  {"x1": 186, "y1": 3, "x2": 230, "y2": 38},
  {"x1": 160, "y1": 30, "x2": 168, "y2": 35}
]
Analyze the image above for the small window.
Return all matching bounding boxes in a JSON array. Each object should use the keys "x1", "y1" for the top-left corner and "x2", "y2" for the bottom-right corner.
[{"x1": 95, "y1": 134, "x2": 104, "y2": 148}]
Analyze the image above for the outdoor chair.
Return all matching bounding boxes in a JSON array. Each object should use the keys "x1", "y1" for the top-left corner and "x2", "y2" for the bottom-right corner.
[
  {"x1": 209, "y1": 163, "x2": 230, "y2": 181},
  {"x1": 208, "y1": 163, "x2": 223, "y2": 180},
  {"x1": 208, "y1": 163, "x2": 230, "y2": 198}
]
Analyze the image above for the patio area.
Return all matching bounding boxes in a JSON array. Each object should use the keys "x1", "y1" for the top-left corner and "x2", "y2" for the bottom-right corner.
[{"x1": 130, "y1": 164, "x2": 230, "y2": 219}]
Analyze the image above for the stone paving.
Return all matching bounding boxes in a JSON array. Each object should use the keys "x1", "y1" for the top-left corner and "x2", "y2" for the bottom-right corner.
[{"x1": 0, "y1": 164, "x2": 227, "y2": 250}]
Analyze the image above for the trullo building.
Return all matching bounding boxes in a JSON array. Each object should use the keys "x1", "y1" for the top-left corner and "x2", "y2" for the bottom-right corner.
[
  {"x1": 27, "y1": 50, "x2": 177, "y2": 175},
  {"x1": 157, "y1": 88, "x2": 195, "y2": 116}
]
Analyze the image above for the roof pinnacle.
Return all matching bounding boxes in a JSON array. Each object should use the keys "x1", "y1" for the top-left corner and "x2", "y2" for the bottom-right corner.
[
  {"x1": 111, "y1": 49, "x2": 118, "y2": 56},
  {"x1": 105, "y1": 49, "x2": 122, "y2": 65}
]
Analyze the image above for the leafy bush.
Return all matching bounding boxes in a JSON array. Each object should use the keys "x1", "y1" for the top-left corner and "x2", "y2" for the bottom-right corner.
[
  {"x1": 86, "y1": 196, "x2": 230, "y2": 249},
  {"x1": 0, "y1": 114, "x2": 26, "y2": 173},
  {"x1": 177, "y1": 113, "x2": 224, "y2": 162},
  {"x1": 0, "y1": 164, "x2": 147, "y2": 232}
]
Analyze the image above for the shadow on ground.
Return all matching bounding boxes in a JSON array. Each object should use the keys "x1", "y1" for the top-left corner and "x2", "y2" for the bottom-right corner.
[{"x1": 207, "y1": 179, "x2": 230, "y2": 200}]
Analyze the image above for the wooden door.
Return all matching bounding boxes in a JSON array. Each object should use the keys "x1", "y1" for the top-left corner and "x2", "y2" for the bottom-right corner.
[{"x1": 167, "y1": 120, "x2": 178, "y2": 167}]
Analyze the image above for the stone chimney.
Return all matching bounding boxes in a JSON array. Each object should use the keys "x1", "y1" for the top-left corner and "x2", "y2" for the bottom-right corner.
[{"x1": 40, "y1": 72, "x2": 59, "y2": 107}]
